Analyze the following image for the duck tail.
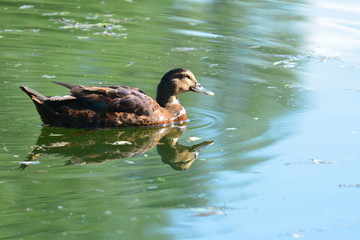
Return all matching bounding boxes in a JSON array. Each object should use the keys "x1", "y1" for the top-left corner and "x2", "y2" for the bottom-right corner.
[
  {"x1": 19, "y1": 85, "x2": 48, "y2": 102},
  {"x1": 19, "y1": 85, "x2": 59, "y2": 124}
]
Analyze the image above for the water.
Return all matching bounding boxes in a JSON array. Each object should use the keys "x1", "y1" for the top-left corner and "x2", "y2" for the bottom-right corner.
[{"x1": 1, "y1": 0, "x2": 360, "y2": 239}]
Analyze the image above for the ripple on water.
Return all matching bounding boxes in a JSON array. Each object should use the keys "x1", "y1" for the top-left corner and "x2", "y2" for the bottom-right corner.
[
  {"x1": 187, "y1": 104, "x2": 278, "y2": 165},
  {"x1": 187, "y1": 107, "x2": 227, "y2": 131},
  {"x1": 188, "y1": 107, "x2": 243, "y2": 151}
]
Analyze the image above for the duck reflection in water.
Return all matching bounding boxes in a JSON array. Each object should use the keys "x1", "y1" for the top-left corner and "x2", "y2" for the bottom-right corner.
[{"x1": 20, "y1": 125, "x2": 213, "y2": 171}]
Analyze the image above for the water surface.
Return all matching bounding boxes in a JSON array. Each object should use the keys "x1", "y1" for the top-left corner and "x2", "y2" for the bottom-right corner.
[{"x1": 1, "y1": 0, "x2": 360, "y2": 239}]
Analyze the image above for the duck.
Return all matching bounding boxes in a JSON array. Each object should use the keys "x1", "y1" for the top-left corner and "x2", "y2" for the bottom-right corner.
[{"x1": 20, "y1": 68, "x2": 214, "y2": 129}]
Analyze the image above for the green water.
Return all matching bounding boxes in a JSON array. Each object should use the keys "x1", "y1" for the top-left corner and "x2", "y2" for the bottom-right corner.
[{"x1": 1, "y1": 0, "x2": 360, "y2": 239}]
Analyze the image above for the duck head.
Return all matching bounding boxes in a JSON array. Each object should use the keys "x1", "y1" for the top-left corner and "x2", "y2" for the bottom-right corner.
[{"x1": 156, "y1": 68, "x2": 214, "y2": 107}]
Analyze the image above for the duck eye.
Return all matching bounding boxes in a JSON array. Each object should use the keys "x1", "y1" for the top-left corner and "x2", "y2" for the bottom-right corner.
[{"x1": 182, "y1": 74, "x2": 189, "y2": 79}]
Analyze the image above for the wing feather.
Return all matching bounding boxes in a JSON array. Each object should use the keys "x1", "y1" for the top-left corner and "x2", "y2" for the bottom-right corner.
[{"x1": 61, "y1": 84, "x2": 156, "y2": 114}]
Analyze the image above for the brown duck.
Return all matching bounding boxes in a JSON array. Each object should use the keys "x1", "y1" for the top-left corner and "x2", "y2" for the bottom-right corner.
[{"x1": 20, "y1": 68, "x2": 214, "y2": 129}]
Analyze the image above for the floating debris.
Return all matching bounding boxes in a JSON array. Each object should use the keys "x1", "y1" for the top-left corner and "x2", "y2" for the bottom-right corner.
[
  {"x1": 338, "y1": 184, "x2": 360, "y2": 188},
  {"x1": 311, "y1": 158, "x2": 337, "y2": 164},
  {"x1": 42, "y1": 11, "x2": 69, "y2": 16},
  {"x1": 190, "y1": 206, "x2": 227, "y2": 217},
  {"x1": 345, "y1": 88, "x2": 360, "y2": 92},
  {"x1": 191, "y1": 211, "x2": 225, "y2": 217},
  {"x1": 46, "y1": 15, "x2": 131, "y2": 38},
  {"x1": 287, "y1": 158, "x2": 339, "y2": 166},
  {"x1": 226, "y1": 128, "x2": 237, "y2": 131},
  {"x1": 259, "y1": 52, "x2": 342, "y2": 69},
  {"x1": 57, "y1": 20, "x2": 125, "y2": 32},
  {"x1": 125, "y1": 61, "x2": 137, "y2": 67}
]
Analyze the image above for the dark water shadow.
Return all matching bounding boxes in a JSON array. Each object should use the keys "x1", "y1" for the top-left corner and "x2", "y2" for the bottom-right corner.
[{"x1": 20, "y1": 125, "x2": 214, "y2": 171}]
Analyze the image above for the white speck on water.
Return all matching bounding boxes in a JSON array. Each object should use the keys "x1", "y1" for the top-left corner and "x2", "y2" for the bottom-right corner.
[
  {"x1": 171, "y1": 47, "x2": 197, "y2": 52},
  {"x1": 124, "y1": 160, "x2": 135, "y2": 164},
  {"x1": 41, "y1": 75, "x2": 56, "y2": 79},
  {"x1": 112, "y1": 141, "x2": 132, "y2": 145},
  {"x1": 49, "y1": 133, "x2": 64, "y2": 137},
  {"x1": 76, "y1": 36, "x2": 90, "y2": 40},
  {"x1": 312, "y1": 158, "x2": 337, "y2": 164},
  {"x1": 291, "y1": 233, "x2": 304, "y2": 239},
  {"x1": 186, "y1": 136, "x2": 202, "y2": 142},
  {"x1": 19, "y1": 5, "x2": 34, "y2": 10}
]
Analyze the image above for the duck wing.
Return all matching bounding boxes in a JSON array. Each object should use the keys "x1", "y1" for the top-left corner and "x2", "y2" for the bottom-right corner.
[
  {"x1": 105, "y1": 86, "x2": 159, "y2": 116},
  {"x1": 54, "y1": 83, "x2": 159, "y2": 116}
]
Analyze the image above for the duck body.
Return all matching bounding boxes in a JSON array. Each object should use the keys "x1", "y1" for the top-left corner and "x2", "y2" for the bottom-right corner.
[{"x1": 20, "y1": 68, "x2": 214, "y2": 129}]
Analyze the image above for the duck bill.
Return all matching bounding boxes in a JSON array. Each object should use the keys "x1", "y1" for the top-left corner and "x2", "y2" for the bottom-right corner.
[{"x1": 191, "y1": 84, "x2": 214, "y2": 96}]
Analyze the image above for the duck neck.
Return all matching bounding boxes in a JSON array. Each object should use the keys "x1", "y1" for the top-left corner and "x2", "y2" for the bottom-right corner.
[
  {"x1": 156, "y1": 91, "x2": 174, "y2": 108},
  {"x1": 156, "y1": 81, "x2": 178, "y2": 107},
  {"x1": 157, "y1": 94, "x2": 179, "y2": 108},
  {"x1": 156, "y1": 80, "x2": 187, "y2": 121},
  {"x1": 156, "y1": 92, "x2": 187, "y2": 121}
]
